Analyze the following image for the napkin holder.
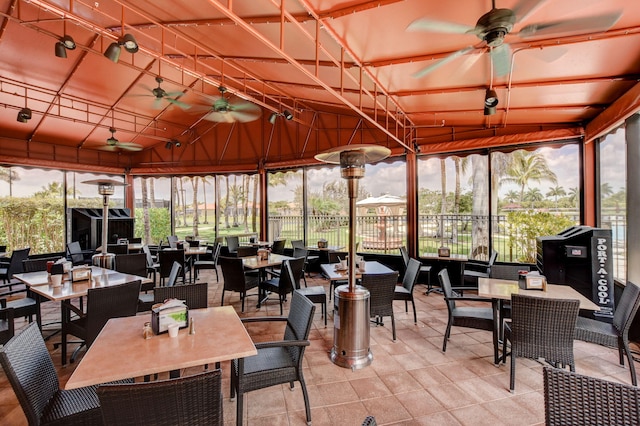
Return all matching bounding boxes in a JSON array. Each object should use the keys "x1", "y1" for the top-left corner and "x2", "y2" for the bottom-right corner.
[
  {"x1": 520, "y1": 272, "x2": 547, "y2": 291},
  {"x1": 71, "y1": 266, "x2": 92, "y2": 282},
  {"x1": 152, "y1": 299, "x2": 189, "y2": 334},
  {"x1": 438, "y1": 246, "x2": 450, "y2": 257}
]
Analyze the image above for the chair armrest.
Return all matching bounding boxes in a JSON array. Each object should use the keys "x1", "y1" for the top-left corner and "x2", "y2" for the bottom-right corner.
[
  {"x1": 445, "y1": 295, "x2": 493, "y2": 303},
  {"x1": 62, "y1": 300, "x2": 85, "y2": 318},
  {"x1": 255, "y1": 339, "x2": 310, "y2": 350},
  {"x1": 241, "y1": 316, "x2": 288, "y2": 324}
]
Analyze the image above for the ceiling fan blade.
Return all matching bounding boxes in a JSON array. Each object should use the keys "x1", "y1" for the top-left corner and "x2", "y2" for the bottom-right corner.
[
  {"x1": 152, "y1": 98, "x2": 164, "y2": 110},
  {"x1": 229, "y1": 110, "x2": 261, "y2": 123},
  {"x1": 203, "y1": 111, "x2": 236, "y2": 123},
  {"x1": 229, "y1": 101, "x2": 261, "y2": 113},
  {"x1": 117, "y1": 142, "x2": 144, "y2": 151},
  {"x1": 490, "y1": 44, "x2": 511, "y2": 77},
  {"x1": 165, "y1": 98, "x2": 192, "y2": 110},
  {"x1": 412, "y1": 46, "x2": 474, "y2": 78},
  {"x1": 407, "y1": 18, "x2": 473, "y2": 34},
  {"x1": 512, "y1": 0, "x2": 548, "y2": 23},
  {"x1": 163, "y1": 91, "x2": 186, "y2": 98},
  {"x1": 518, "y1": 11, "x2": 622, "y2": 39},
  {"x1": 97, "y1": 145, "x2": 119, "y2": 152}
]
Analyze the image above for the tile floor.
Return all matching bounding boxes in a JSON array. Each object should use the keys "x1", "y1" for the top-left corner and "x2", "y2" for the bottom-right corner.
[{"x1": 0, "y1": 268, "x2": 638, "y2": 425}]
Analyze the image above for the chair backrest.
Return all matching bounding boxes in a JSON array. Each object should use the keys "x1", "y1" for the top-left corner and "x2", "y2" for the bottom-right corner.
[
  {"x1": 219, "y1": 256, "x2": 250, "y2": 293},
  {"x1": 399, "y1": 246, "x2": 410, "y2": 268},
  {"x1": 115, "y1": 253, "x2": 147, "y2": 277},
  {"x1": 486, "y1": 249, "x2": 498, "y2": 274},
  {"x1": 154, "y1": 282, "x2": 208, "y2": 309},
  {"x1": 510, "y1": 293, "x2": 579, "y2": 362},
  {"x1": 166, "y1": 262, "x2": 183, "y2": 287},
  {"x1": 85, "y1": 280, "x2": 141, "y2": 347},
  {"x1": 226, "y1": 236, "x2": 239, "y2": 252},
  {"x1": 360, "y1": 272, "x2": 399, "y2": 317},
  {"x1": 291, "y1": 239, "x2": 305, "y2": 250},
  {"x1": 158, "y1": 249, "x2": 185, "y2": 279},
  {"x1": 142, "y1": 245, "x2": 155, "y2": 267},
  {"x1": 0, "y1": 322, "x2": 59, "y2": 425},
  {"x1": 293, "y1": 247, "x2": 308, "y2": 260},
  {"x1": 129, "y1": 237, "x2": 142, "y2": 244},
  {"x1": 271, "y1": 239, "x2": 286, "y2": 255},
  {"x1": 236, "y1": 246, "x2": 257, "y2": 257},
  {"x1": 67, "y1": 241, "x2": 85, "y2": 264},
  {"x1": 6, "y1": 248, "x2": 30, "y2": 277},
  {"x1": 167, "y1": 235, "x2": 179, "y2": 249},
  {"x1": 98, "y1": 369, "x2": 223, "y2": 426},
  {"x1": 329, "y1": 251, "x2": 348, "y2": 264},
  {"x1": 543, "y1": 366, "x2": 640, "y2": 426},
  {"x1": 402, "y1": 258, "x2": 421, "y2": 292},
  {"x1": 22, "y1": 256, "x2": 62, "y2": 272},
  {"x1": 275, "y1": 260, "x2": 298, "y2": 296},
  {"x1": 212, "y1": 242, "x2": 221, "y2": 264},
  {"x1": 438, "y1": 268, "x2": 456, "y2": 312},
  {"x1": 107, "y1": 244, "x2": 129, "y2": 255},
  {"x1": 289, "y1": 257, "x2": 307, "y2": 290},
  {"x1": 284, "y1": 291, "x2": 315, "y2": 364},
  {"x1": 188, "y1": 240, "x2": 200, "y2": 247},
  {"x1": 612, "y1": 282, "x2": 640, "y2": 335}
]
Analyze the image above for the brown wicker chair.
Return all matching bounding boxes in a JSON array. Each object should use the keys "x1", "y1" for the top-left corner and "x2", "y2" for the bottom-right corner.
[
  {"x1": 393, "y1": 257, "x2": 421, "y2": 323},
  {"x1": 153, "y1": 282, "x2": 209, "y2": 309},
  {"x1": 438, "y1": 268, "x2": 498, "y2": 363},
  {"x1": 231, "y1": 291, "x2": 315, "y2": 426},
  {"x1": 63, "y1": 280, "x2": 141, "y2": 364},
  {"x1": 543, "y1": 366, "x2": 640, "y2": 425},
  {"x1": 97, "y1": 369, "x2": 223, "y2": 426},
  {"x1": 0, "y1": 322, "x2": 132, "y2": 426},
  {"x1": 503, "y1": 294, "x2": 580, "y2": 392},
  {"x1": 219, "y1": 256, "x2": 260, "y2": 312},
  {"x1": 576, "y1": 281, "x2": 640, "y2": 386},
  {"x1": 361, "y1": 271, "x2": 399, "y2": 341}
]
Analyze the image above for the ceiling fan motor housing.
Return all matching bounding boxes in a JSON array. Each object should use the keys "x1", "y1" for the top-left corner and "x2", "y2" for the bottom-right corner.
[{"x1": 475, "y1": 8, "x2": 515, "y2": 46}]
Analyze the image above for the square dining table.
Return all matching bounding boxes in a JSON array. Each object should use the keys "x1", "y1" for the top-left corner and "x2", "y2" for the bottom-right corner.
[
  {"x1": 320, "y1": 260, "x2": 394, "y2": 282},
  {"x1": 65, "y1": 306, "x2": 256, "y2": 390}
]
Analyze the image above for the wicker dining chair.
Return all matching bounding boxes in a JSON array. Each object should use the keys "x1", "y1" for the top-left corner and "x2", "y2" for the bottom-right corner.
[
  {"x1": 158, "y1": 249, "x2": 187, "y2": 285},
  {"x1": 360, "y1": 271, "x2": 399, "y2": 341},
  {"x1": 231, "y1": 291, "x2": 315, "y2": 426},
  {"x1": 438, "y1": 268, "x2": 498, "y2": 363},
  {"x1": 399, "y1": 246, "x2": 433, "y2": 294},
  {"x1": 259, "y1": 257, "x2": 303, "y2": 314},
  {"x1": 0, "y1": 301, "x2": 15, "y2": 345},
  {"x1": 193, "y1": 243, "x2": 221, "y2": 282},
  {"x1": 98, "y1": 369, "x2": 223, "y2": 426},
  {"x1": 393, "y1": 257, "x2": 421, "y2": 323},
  {"x1": 225, "y1": 235, "x2": 239, "y2": 256},
  {"x1": 543, "y1": 366, "x2": 640, "y2": 425},
  {"x1": 235, "y1": 245, "x2": 257, "y2": 258},
  {"x1": 294, "y1": 257, "x2": 328, "y2": 327},
  {"x1": 0, "y1": 322, "x2": 132, "y2": 426},
  {"x1": 153, "y1": 282, "x2": 209, "y2": 309},
  {"x1": 270, "y1": 239, "x2": 286, "y2": 255},
  {"x1": 575, "y1": 281, "x2": 640, "y2": 386},
  {"x1": 503, "y1": 294, "x2": 580, "y2": 392},
  {"x1": 218, "y1": 256, "x2": 260, "y2": 312}
]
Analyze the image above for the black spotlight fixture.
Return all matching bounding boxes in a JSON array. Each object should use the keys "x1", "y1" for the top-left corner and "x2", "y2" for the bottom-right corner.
[
  {"x1": 104, "y1": 33, "x2": 139, "y2": 63},
  {"x1": 165, "y1": 141, "x2": 173, "y2": 150},
  {"x1": 484, "y1": 88, "x2": 498, "y2": 116},
  {"x1": 17, "y1": 107, "x2": 32, "y2": 123},
  {"x1": 173, "y1": 139, "x2": 181, "y2": 148},
  {"x1": 55, "y1": 35, "x2": 76, "y2": 58},
  {"x1": 282, "y1": 110, "x2": 293, "y2": 120},
  {"x1": 268, "y1": 112, "x2": 278, "y2": 125}
]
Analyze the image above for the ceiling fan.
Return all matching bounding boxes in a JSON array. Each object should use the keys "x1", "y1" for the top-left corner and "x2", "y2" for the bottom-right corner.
[
  {"x1": 133, "y1": 76, "x2": 191, "y2": 110},
  {"x1": 407, "y1": 0, "x2": 622, "y2": 78},
  {"x1": 193, "y1": 86, "x2": 262, "y2": 123},
  {"x1": 98, "y1": 127, "x2": 143, "y2": 152}
]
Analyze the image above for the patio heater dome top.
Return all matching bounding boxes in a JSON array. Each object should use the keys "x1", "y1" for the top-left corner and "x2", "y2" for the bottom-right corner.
[
  {"x1": 314, "y1": 144, "x2": 391, "y2": 165},
  {"x1": 81, "y1": 179, "x2": 127, "y2": 196}
]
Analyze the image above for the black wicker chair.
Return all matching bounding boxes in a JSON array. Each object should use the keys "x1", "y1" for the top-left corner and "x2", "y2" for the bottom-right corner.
[
  {"x1": 153, "y1": 282, "x2": 208, "y2": 309},
  {"x1": 362, "y1": 415, "x2": 378, "y2": 426},
  {"x1": 361, "y1": 271, "x2": 399, "y2": 341},
  {"x1": 575, "y1": 281, "x2": 640, "y2": 386},
  {"x1": 0, "y1": 247, "x2": 30, "y2": 290},
  {"x1": 193, "y1": 243, "x2": 221, "y2": 282},
  {"x1": 0, "y1": 322, "x2": 132, "y2": 426},
  {"x1": 236, "y1": 245, "x2": 257, "y2": 258},
  {"x1": 271, "y1": 239, "x2": 286, "y2": 255},
  {"x1": 543, "y1": 366, "x2": 640, "y2": 425},
  {"x1": 438, "y1": 268, "x2": 498, "y2": 363},
  {"x1": 226, "y1": 235, "x2": 239, "y2": 256},
  {"x1": 259, "y1": 257, "x2": 303, "y2": 314},
  {"x1": 393, "y1": 257, "x2": 421, "y2": 323},
  {"x1": 326, "y1": 251, "x2": 348, "y2": 301},
  {"x1": 463, "y1": 249, "x2": 498, "y2": 287},
  {"x1": 107, "y1": 244, "x2": 129, "y2": 255},
  {"x1": 231, "y1": 291, "x2": 315, "y2": 426},
  {"x1": 158, "y1": 249, "x2": 187, "y2": 285},
  {"x1": 219, "y1": 256, "x2": 260, "y2": 312},
  {"x1": 115, "y1": 253, "x2": 147, "y2": 277},
  {"x1": 294, "y1": 257, "x2": 328, "y2": 327},
  {"x1": 503, "y1": 294, "x2": 580, "y2": 392},
  {"x1": 0, "y1": 300, "x2": 15, "y2": 344},
  {"x1": 63, "y1": 280, "x2": 141, "y2": 364},
  {"x1": 400, "y1": 246, "x2": 433, "y2": 294},
  {"x1": 292, "y1": 240, "x2": 318, "y2": 277},
  {"x1": 66, "y1": 241, "x2": 92, "y2": 266},
  {"x1": 97, "y1": 369, "x2": 223, "y2": 426}
]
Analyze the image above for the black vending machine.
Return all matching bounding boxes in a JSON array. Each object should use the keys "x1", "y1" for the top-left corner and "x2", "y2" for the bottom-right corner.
[{"x1": 536, "y1": 226, "x2": 614, "y2": 321}]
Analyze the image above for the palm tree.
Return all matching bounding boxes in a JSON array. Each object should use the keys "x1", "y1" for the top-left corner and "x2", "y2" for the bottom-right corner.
[
  {"x1": 567, "y1": 187, "x2": 579, "y2": 206},
  {"x1": 141, "y1": 177, "x2": 151, "y2": 244},
  {"x1": 0, "y1": 167, "x2": 20, "y2": 197},
  {"x1": 439, "y1": 158, "x2": 447, "y2": 240},
  {"x1": 600, "y1": 182, "x2": 614, "y2": 199},
  {"x1": 524, "y1": 187, "x2": 544, "y2": 208},
  {"x1": 190, "y1": 177, "x2": 199, "y2": 237},
  {"x1": 504, "y1": 190, "x2": 520, "y2": 204},
  {"x1": 546, "y1": 185, "x2": 566, "y2": 211},
  {"x1": 224, "y1": 176, "x2": 230, "y2": 228},
  {"x1": 251, "y1": 175, "x2": 259, "y2": 233},
  {"x1": 200, "y1": 176, "x2": 211, "y2": 224},
  {"x1": 502, "y1": 150, "x2": 558, "y2": 202}
]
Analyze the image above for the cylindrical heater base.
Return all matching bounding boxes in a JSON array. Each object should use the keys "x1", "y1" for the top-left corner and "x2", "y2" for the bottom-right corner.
[
  {"x1": 92, "y1": 252, "x2": 116, "y2": 270},
  {"x1": 330, "y1": 284, "x2": 373, "y2": 370}
]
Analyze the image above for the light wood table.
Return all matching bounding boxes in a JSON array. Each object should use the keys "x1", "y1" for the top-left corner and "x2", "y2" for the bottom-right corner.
[
  {"x1": 241, "y1": 253, "x2": 293, "y2": 270},
  {"x1": 65, "y1": 306, "x2": 256, "y2": 390},
  {"x1": 14, "y1": 266, "x2": 152, "y2": 364},
  {"x1": 320, "y1": 261, "x2": 394, "y2": 282}
]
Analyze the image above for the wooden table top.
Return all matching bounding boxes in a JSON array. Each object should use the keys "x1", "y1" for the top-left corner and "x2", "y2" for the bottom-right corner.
[
  {"x1": 421, "y1": 252, "x2": 468, "y2": 262},
  {"x1": 320, "y1": 261, "x2": 395, "y2": 282},
  {"x1": 306, "y1": 245, "x2": 344, "y2": 251},
  {"x1": 241, "y1": 253, "x2": 293, "y2": 269},
  {"x1": 65, "y1": 306, "x2": 257, "y2": 390},
  {"x1": 14, "y1": 266, "x2": 151, "y2": 302},
  {"x1": 478, "y1": 277, "x2": 600, "y2": 311}
]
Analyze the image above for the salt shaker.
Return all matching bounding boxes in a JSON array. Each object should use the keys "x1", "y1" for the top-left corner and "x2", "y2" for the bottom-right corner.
[
  {"x1": 189, "y1": 317, "x2": 195, "y2": 335},
  {"x1": 143, "y1": 322, "x2": 153, "y2": 339}
]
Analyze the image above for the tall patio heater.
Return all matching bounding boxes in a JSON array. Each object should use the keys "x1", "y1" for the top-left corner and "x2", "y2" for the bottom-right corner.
[
  {"x1": 315, "y1": 144, "x2": 391, "y2": 369},
  {"x1": 82, "y1": 179, "x2": 126, "y2": 270}
]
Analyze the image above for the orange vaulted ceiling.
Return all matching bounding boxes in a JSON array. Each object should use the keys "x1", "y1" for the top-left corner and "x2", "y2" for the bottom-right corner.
[{"x1": 0, "y1": 0, "x2": 639, "y2": 174}]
